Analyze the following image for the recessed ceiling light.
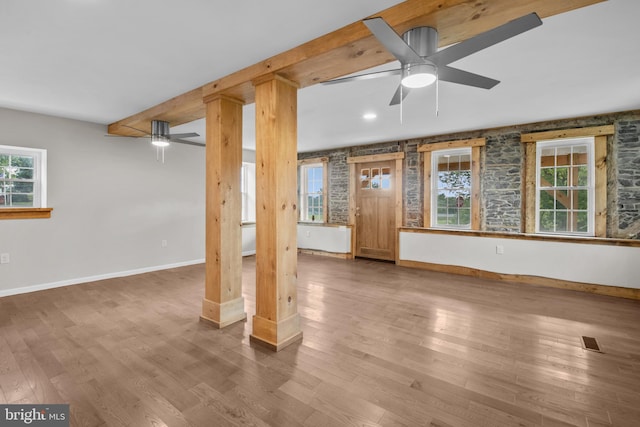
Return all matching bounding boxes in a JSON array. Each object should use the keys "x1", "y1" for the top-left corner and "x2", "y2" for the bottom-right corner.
[{"x1": 363, "y1": 112, "x2": 377, "y2": 120}]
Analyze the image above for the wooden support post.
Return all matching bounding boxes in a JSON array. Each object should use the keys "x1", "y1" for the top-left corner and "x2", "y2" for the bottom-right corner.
[
  {"x1": 201, "y1": 96, "x2": 247, "y2": 328},
  {"x1": 250, "y1": 74, "x2": 302, "y2": 351}
]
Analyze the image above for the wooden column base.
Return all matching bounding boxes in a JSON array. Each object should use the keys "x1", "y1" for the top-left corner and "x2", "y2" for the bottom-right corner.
[
  {"x1": 200, "y1": 297, "x2": 247, "y2": 329},
  {"x1": 250, "y1": 314, "x2": 303, "y2": 351}
]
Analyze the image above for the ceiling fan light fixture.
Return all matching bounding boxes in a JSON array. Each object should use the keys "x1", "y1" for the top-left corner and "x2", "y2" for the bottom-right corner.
[
  {"x1": 151, "y1": 136, "x2": 169, "y2": 147},
  {"x1": 151, "y1": 120, "x2": 170, "y2": 147},
  {"x1": 401, "y1": 62, "x2": 437, "y2": 88}
]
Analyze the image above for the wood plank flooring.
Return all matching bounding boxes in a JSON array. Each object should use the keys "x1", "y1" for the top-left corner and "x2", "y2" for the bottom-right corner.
[{"x1": 1, "y1": 254, "x2": 640, "y2": 426}]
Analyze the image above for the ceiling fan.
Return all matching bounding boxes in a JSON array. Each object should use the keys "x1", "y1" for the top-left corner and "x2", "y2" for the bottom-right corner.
[
  {"x1": 324, "y1": 13, "x2": 542, "y2": 106},
  {"x1": 108, "y1": 119, "x2": 204, "y2": 162},
  {"x1": 108, "y1": 120, "x2": 203, "y2": 147}
]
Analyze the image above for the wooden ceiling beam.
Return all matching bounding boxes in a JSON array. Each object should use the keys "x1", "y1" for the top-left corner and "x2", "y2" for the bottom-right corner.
[{"x1": 108, "y1": 0, "x2": 605, "y2": 137}]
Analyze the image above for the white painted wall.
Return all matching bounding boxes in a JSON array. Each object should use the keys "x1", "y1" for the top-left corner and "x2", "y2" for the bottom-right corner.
[
  {"x1": 400, "y1": 231, "x2": 640, "y2": 289},
  {"x1": 242, "y1": 224, "x2": 256, "y2": 256},
  {"x1": 239, "y1": 224, "x2": 352, "y2": 256},
  {"x1": 0, "y1": 108, "x2": 206, "y2": 296},
  {"x1": 297, "y1": 224, "x2": 351, "y2": 253}
]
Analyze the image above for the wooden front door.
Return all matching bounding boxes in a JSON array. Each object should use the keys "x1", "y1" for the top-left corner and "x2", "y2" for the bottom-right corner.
[{"x1": 355, "y1": 160, "x2": 396, "y2": 261}]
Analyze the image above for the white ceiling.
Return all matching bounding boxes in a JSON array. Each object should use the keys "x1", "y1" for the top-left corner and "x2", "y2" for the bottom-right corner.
[{"x1": 2, "y1": 0, "x2": 639, "y2": 153}]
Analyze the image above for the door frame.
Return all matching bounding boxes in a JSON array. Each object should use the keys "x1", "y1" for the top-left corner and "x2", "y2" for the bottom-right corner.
[{"x1": 347, "y1": 152, "x2": 405, "y2": 263}]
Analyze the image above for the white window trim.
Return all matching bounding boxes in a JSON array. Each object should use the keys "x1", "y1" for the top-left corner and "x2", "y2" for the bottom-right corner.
[
  {"x1": 298, "y1": 157, "x2": 328, "y2": 223},
  {"x1": 535, "y1": 137, "x2": 595, "y2": 236},
  {"x1": 431, "y1": 147, "x2": 473, "y2": 230},
  {"x1": 419, "y1": 138, "x2": 484, "y2": 231},
  {"x1": 0, "y1": 145, "x2": 47, "y2": 208},
  {"x1": 241, "y1": 162, "x2": 256, "y2": 223}
]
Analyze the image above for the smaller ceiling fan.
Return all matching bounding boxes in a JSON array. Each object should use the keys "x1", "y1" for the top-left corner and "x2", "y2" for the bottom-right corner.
[
  {"x1": 324, "y1": 12, "x2": 542, "y2": 106},
  {"x1": 108, "y1": 120, "x2": 203, "y2": 162}
]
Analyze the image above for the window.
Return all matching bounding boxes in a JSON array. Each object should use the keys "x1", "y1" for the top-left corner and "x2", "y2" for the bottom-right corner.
[
  {"x1": 432, "y1": 148, "x2": 472, "y2": 228},
  {"x1": 536, "y1": 138, "x2": 594, "y2": 235},
  {"x1": 419, "y1": 138, "x2": 484, "y2": 230},
  {"x1": 0, "y1": 145, "x2": 47, "y2": 209},
  {"x1": 298, "y1": 157, "x2": 328, "y2": 223},
  {"x1": 240, "y1": 162, "x2": 256, "y2": 223},
  {"x1": 360, "y1": 167, "x2": 391, "y2": 190},
  {"x1": 522, "y1": 126, "x2": 613, "y2": 237}
]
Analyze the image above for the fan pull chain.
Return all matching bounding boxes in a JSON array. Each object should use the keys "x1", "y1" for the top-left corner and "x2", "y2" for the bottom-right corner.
[
  {"x1": 400, "y1": 85, "x2": 404, "y2": 124},
  {"x1": 436, "y1": 74, "x2": 440, "y2": 117},
  {"x1": 156, "y1": 146, "x2": 166, "y2": 164}
]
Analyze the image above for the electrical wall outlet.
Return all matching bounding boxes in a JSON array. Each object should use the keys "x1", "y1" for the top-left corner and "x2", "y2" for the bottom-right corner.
[
  {"x1": 0, "y1": 253, "x2": 10, "y2": 264},
  {"x1": 161, "y1": 240, "x2": 168, "y2": 248},
  {"x1": 306, "y1": 231, "x2": 311, "y2": 237},
  {"x1": 496, "y1": 245, "x2": 504, "y2": 255}
]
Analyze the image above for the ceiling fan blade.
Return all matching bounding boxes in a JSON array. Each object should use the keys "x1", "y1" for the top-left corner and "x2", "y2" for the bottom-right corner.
[
  {"x1": 389, "y1": 84, "x2": 411, "y2": 106},
  {"x1": 438, "y1": 66, "x2": 500, "y2": 89},
  {"x1": 364, "y1": 17, "x2": 425, "y2": 64},
  {"x1": 123, "y1": 124, "x2": 150, "y2": 136},
  {"x1": 168, "y1": 132, "x2": 199, "y2": 139},
  {"x1": 168, "y1": 138, "x2": 206, "y2": 147},
  {"x1": 104, "y1": 134, "x2": 148, "y2": 139},
  {"x1": 428, "y1": 13, "x2": 542, "y2": 67},
  {"x1": 324, "y1": 69, "x2": 401, "y2": 85}
]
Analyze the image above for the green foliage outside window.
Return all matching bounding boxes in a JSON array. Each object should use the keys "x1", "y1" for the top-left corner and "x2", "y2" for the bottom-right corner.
[{"x1": 0, "y1": 153, "x2": 36, "y2": 207}]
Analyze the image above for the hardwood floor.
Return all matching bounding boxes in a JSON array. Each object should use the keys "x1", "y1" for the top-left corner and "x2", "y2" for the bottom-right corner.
[{"x1": 1, "y1": 254, "x2": 640, "y2": 426}]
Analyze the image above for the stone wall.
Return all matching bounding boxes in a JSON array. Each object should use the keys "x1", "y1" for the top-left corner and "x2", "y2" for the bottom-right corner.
[
  {"x1": 298, "y1": 109, "x2": 640, "y2": 239},
  {"x1": 481, "y1": 132, "x2": 522, "y2": 233},
  {"x1": 616, "y1": 119, "x2": 640, "y2": 238}
]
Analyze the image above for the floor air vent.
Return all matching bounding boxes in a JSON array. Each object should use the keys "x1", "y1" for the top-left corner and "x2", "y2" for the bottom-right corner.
[{"x1": 581, "y1": 336, "x2": 603, "y2": 353}]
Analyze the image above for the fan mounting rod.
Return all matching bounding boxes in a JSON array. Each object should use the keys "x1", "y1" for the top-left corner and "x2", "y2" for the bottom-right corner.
[
  {"x1": 151, "y1": 120, "x2": 170, "y2": 147},
  {"x1": 401, "y1": 26, "x2": 438, "y2": 88}
]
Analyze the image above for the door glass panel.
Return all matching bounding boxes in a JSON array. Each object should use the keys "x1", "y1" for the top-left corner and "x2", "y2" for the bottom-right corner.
[
  {"x1": 371, "y1": 168, "x2": 381, "y2": 189},
  {"x1": 360, "y1": 168, "x2": 370, "y2": 189},
  {"x1": 381, "y1": 167, "x2": 391, "y2": 189}
]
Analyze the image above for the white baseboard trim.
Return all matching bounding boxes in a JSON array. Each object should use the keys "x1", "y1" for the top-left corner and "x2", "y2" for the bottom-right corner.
[
  {"x1": 0, "y1": 258, "x2": 206, "y2": 298},
  {"x1": 242, "y1": 250, "x2": 256, "y2": 256}
]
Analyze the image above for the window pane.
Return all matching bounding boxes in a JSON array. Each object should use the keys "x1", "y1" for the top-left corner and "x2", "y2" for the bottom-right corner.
[
  {"x1": 459, "y1": 208, "x2": 470, "y2": 225},
  {"x1": 575, "y1": 189, "x2": 588, "y2": 209},
  {"x1": 16, "y1": 168, "x2": 34, "y2": 180},
  {"x1": 555, "y1": 190, "x2": 568, "y2": 210},
  {"x1": 360, "y1": 169, "x2": 370, "y2": 189},
  {"x1": 11, "y1": 155, "x2": 34, "y2": 168},
  {"x1": 540, "y1": 168, "x2": 554, "y2": 186},
  {"x1": 541, "y1": 147, "x2": 555, "y2": 160},
  {"x1": 436, "y1": 208, "x2": 447, "y2": 225},
  {"x1": 381, "y1": 167, "x2": 391, "y2": 189},
  {"x1": 12, "y1": 182, "x2": 34, "y2": 193},
  {"x1": 573, "y1": 145, "x2": 588, "y2": 165},
  {"x1": 447, "y1": 208, "x2": 458, "y2": 224},
  {"x1": 437, "y1": 171, "x2": 449, "y2": 189},
  {"x1": 555, "y1": 211, "x2": 568, "y2": 232},
  {"x1": 577, "y1": 166, "x2": 588, "y2": 186},
  {"x1": 371, "y1": 168, "x2": 380, "y2": 189},
  {"x1": 539, "y1": 211, "x2": 554, "y2": 232},
  {"x1": 10, "y1": 194, "x2": 34, "y2": 207},
  {"x1": 576, "y1": 212, "x2": 588, "y2": 232},
  {"x1": 539, "y1": 191, "x2": 554, "y2": 209},
  {"x1": 556, "y1": 167, "x2": 568, "y2": 187},
  {"x1": 448, "y1": 156, "x2": 460, "y2": 171},
  {"x1": 0, "y1": 155, "x2": 9, "y2": 167}
]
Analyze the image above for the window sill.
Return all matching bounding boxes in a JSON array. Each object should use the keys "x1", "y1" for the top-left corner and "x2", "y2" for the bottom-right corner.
[
  {"x1": 400, "y1": 227, "x2": 640, "y2": 248},
  {"x1": 0, "y1": 208, "x2": 53, "y2": 220}
]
